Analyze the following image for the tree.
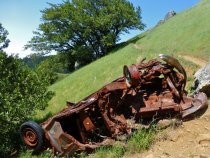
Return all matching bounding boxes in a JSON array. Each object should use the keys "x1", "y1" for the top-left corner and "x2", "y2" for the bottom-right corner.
[
  {"x1": 22, "y1": 53, "x2": 49, "y2": 69},
  {"x1": 25, "y1": 0, "x2": 145, "y2": 70},
  {"x1": 35, "y1": 55, "x2": 65, "y2": 85},
  {"x1": 0, "y1": 23, "x2": 10, "y2": 50},
  {"x1": 0, "y1": 51, "x2": 53, "y2": 156},
  {"x1": 0, "y1": 24, "x2": 53, "y2": 156}
]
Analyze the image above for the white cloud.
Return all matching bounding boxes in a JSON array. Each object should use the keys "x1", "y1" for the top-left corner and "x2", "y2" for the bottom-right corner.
[{"x1": 4, "y1": 40, "x2": 34, "y2": 58}]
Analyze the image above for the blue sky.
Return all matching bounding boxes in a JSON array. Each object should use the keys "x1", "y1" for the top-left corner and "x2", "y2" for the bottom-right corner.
[{"x1": 0, "y1": 0, "x2": 200, "y2": 58}]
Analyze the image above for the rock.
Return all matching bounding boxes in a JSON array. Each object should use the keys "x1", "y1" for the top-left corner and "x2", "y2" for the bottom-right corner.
[
  {"x1": 194, "y1": 62, "x2": 210, "y2": 96},
  {"x1": 157, "y1": 119, "x2": 172, "y2": 129},
  {"x1": 156, "y1": 20, "x2": 164, "y2": 27},
  {"x1": 164, "y1": 10, "x2": 176, "y2": 21},
  {"x1": 155, "y1": 10, "x2": 176, "y2": 27},
  {"x1": 157, "y1": 119, "x2": 182, "y2": 129},
  {"x1": 200, "y1": 154, "x2": 209, "y2": 158},
  {"x1": 167, "y1": 131, "x2": 180, "y2": 142},
  {"x1": 197, "y1": 134, "x2": 210, "y2": 146}
]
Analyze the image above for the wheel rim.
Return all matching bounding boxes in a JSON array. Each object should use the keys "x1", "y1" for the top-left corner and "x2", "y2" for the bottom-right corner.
[
  {"x1": 123, "y1": 65, "x2": 140, "y2": 87},
  {"x1": 23, "y1": 128, "x2": 38, "y2": 147}
]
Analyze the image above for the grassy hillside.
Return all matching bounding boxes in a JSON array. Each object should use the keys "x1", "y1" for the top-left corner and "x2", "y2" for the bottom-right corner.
[
  {"x1": 136, "y1": 0, "x2": 210, "y2": 59},
  {"x1": 36, "y1": 0, "x2": 210, "y2": 119}
]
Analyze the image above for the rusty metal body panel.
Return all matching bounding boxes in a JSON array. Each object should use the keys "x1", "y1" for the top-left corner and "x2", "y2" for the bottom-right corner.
[{"x1": 21, "y1": 55, "x2": 208, "y2": 156}]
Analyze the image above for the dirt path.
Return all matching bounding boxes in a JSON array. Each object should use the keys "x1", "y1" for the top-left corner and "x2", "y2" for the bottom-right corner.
[
  {"x1": 180, "y1": 55, "x2": 208, "y2": 67},
  {"x1": 131, "y1": 49, "x2": 207, "y2": 67},
  {"x1": 133, "y1": 43, "x2": 142, "y2": 50},
  {"x1": 124, "y1": 100, "x2": 210, "y2": 158}
]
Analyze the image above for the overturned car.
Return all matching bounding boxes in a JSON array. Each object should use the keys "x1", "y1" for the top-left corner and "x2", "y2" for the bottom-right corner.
[{"x1": 20, "y1": 54, "x2": 208, "y2": 156}]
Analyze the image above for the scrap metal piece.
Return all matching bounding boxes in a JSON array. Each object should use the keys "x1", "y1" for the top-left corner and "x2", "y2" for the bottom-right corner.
[
  {"x1": 123, "y1": 64, "x2": 140, "y2": 87},
  {"x1": 159, "y1": 54, "x2": 187, "y2": 91},
  {"x1": 181, "y1": 92, "x2": 208, "y2": 118},
  {"x1": 20, "y1": 54, "x2": 208, "y2": 156}
]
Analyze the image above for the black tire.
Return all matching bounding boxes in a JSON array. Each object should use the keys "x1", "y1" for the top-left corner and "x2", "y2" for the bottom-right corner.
[{"x1": 20, "y1": 121, "x2": 45, "y2": 154}]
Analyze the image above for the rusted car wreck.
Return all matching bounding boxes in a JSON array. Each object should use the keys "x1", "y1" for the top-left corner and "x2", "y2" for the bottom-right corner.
[{"x1": 20, "y1": 54, "x2": 208, "y2": 156}]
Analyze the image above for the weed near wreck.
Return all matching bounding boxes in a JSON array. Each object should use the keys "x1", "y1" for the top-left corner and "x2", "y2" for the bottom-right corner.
[
  {"x1": 91, "y1": 126, "x2": 156, "y2": 158},
  {"x1": 92, "y1": 145, "x2": 125, "y2": 158},
  {"x1": 19, "y1": 149, "x2": 51, "y2": 158},
  {"x1": 126, "y1": 127, "x2": 156, "y2": 154},
  {"x1": 19, "y1": 125, "x2": 158, "y2": 157}
]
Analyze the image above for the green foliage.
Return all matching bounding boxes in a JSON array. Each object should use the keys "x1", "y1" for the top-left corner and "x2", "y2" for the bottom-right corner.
[
  {"x1": 22, "y1": 53, "x2": 49, "y2": 69},
  {"x1": 0, "y1": 51, "x2": 53, "y2": 156},
  {"x1": 35, "y1": 54, "x2": 71, "y2": 85},
  {"x1": 35, "y1": 57, "x2": 58, "y2": 85},
  {"x1": 25, "y1": 0, "x2": 145, "y2": 70},
  {"x1": 20, "y1": 149, "x2": 52, "y2": 158},
  {"x1": 22, "y1": 53, "x2": 69, "y2": 86},
  {"x1": 127, "y1": 128, "x2": 156, "y2": 153},
  {"x1": 35, "y1": 60, "x2": 58, "y2": 86},
  {"x1": 0, "y1": 23, "x2": 10, "y2": 50}
]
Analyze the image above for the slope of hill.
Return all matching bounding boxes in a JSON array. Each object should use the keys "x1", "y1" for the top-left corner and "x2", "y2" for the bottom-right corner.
[
  {"x1": 136, "y1": 0, "x2": 210, "y2": 60},
  {"x1": 36, "y1": 0, "x2": 210, "y2": 120}
]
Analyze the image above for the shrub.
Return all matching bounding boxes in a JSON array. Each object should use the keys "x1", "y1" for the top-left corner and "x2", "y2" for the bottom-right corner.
[{"x1": 0, "y1": 51, "x2": 53, "y2": 157}]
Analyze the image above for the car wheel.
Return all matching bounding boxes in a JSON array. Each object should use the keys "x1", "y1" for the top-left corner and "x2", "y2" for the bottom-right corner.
[
  {"x1": 20, "y1": 121, "x2": 45, "y2": 154},
  {"x1": 123, "y1": 64, "x2": 140, "y2": 87}
]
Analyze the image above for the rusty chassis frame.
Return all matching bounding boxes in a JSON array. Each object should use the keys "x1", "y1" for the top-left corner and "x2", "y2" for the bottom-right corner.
[{"x1": 20, "y1": 54, "x2": 208, "y2": 156}]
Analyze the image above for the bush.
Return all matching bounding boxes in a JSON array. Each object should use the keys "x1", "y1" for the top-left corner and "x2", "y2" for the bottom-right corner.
[
  {"x1": 35, "y1": 55, "x2": 68, "y2": 85},
  {"x1": 0, "y1": 51, "x2": 53, "y2": 157}
]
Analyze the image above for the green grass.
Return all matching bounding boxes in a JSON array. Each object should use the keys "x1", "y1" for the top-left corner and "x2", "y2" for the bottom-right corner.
[
  {"x1": 28, "y1": 0, "x2": 210, "y2": 157},
  {"x1": 127, "y1": 128, "x2": 156, "y2": 154},
  {"x1": 56, "y1": 73, "x2": 69, "y2": 83},
  {"x1": 92, "y1": 145, "x2": 125, "y2": 158},
  {"x1": 19, "y1": 150, "x2": 52, "y2": 158},
  {"x1": 176, "y1": 56, "x2": 199, "y2": 91},
  {"x1": 90, "y1": 127, "x2": 156, "y2": 158}
]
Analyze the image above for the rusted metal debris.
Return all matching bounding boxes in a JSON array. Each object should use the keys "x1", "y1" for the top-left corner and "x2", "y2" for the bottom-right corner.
[{"x1": 20, "y1": 54, "x2": 208, "y2": 156}]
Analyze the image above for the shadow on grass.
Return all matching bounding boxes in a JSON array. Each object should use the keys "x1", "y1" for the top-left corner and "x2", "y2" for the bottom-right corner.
[
  {"x1": 34, "y1": 112, "x2": 53, "y2": 123},
  {"x1": 108, "y1": 34, "x2": 146, "y2": 53}
]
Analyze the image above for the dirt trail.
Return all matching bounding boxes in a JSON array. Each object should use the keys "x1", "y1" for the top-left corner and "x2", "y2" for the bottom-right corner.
[
  {"x1": 132, "y1": 48, "x2": 208, "y2": 67},
  {"x1": 180, "y1": 55, "x2": 208, "y2": 67},
  {"x1": 124, "y1": 100, "x2": 210, "y2": 158},
  {"x1": 133, "y1": 43, "x2": 142, "y2": 50},
  {"x1": 124, "y1": 55, "x2": 210, "y2": 158}
]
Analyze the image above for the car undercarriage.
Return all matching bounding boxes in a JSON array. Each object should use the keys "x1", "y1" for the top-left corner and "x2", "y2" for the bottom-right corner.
[{"x1": 20, "y1": 54, "x2": 208, "y2": 156}]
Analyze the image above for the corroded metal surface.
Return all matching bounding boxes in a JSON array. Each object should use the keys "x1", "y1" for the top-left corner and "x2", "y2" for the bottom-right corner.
[
  {"x1": 22, "y1": 54, "x2": 208, "y2": 156},
  {"x1": 23, "y1": 128, "x2": 38, "y2": 147}
]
